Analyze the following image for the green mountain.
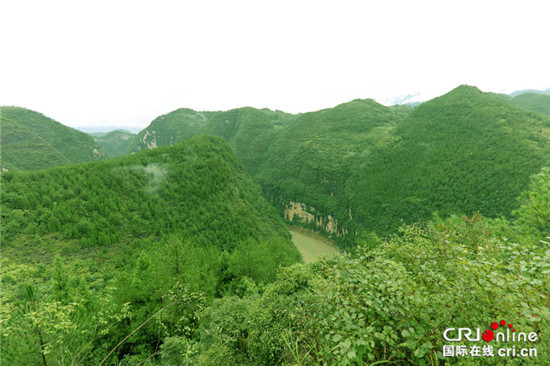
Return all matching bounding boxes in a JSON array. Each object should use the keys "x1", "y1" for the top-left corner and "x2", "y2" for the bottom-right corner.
[
  {"x1": 128, "y1": 102, "x2": 413, "y2": 243},
  {"x1": 511, "y1": 92, "x2": 550, "y2": 118},
  {"x1": 8, "y1": 85, "x2": 546, "y2": 246},
  {"x1": 346, "y1": 85, "x2": 550, "y2": 234},
  {"x1": 127, "y1": 87, "x2": 550, "y2": 245},
  {"x1": 255, "y1": 99, "x2": 412, "y2": 242},
  {"x1": 2, "y1": 89, "x2": 550, "y2": 365},
  {"x1": 1, "y1": 135, "x2": 295, "y2": 252},
  {"x1": 1, "y1": 135, "x2": 300, "y2": 364},
  {"x1": 509, "y1": 88, "x2": 550, "y2": 97},
  {"x1": 130, "y1": 107, "x2": 296, "y2": 174},
  {"x1": 91, "y1": 129, "x2": 136, "y2": 158},
  {"x1": 0, "y1": 106, "x2": 105, "y2": 171}
]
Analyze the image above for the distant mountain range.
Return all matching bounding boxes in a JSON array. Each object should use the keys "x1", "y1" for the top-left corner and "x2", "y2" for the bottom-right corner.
[
  {"x1": 508, "y1": 88, "x2": 550, "y2": 97},
  {"x1": 3, "y1": 85, "x2": 550, "y2": 243},
  {"x1": 98, "y1": 85, "x2": 550, "y2": 242},
  {"x1": 383, "y1": 87, "x2": 550, "y2": 107},
  {"x1": 509, "y1": 92, "x2": 550, "y2": 118}
]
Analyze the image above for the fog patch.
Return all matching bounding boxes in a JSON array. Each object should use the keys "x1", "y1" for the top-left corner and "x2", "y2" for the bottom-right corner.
[
  {"x1": 139, "y1": 163, "x2": 167, "y2": 193},
  {"x1": 112, "y1": 163, "x2": 168, "y2": 193}
]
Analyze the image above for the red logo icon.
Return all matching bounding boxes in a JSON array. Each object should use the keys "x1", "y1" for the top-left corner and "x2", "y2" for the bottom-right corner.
[
  {"x1": 483, "y1": 319, "x2": 513, "y2": 342},
  {"x1": 482, "y1": 330, "x2": 494, "y2": 342}
]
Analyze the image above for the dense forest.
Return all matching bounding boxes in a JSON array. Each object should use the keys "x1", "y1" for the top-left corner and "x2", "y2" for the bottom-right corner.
[
  {"x1": 1, "y1": 136, "x2": 301, "y2": 365},
  {"x1": 119, "y1": 86, "x2": 550, "y2": 248},
  {"x1": 345, "y1": 86, "x2": 550, "y2": 235},
  {"x1": 0, "y1": 107, "x2": 105, "y2": 171},
  {"x1": 1, "y1": 86, "x2": 550, "y2": 364},
  {"x1": 91, "y1": 130, "x2": 136, "y2": 159},
  {"x1": 510, "y1": 93, "x2": 550, "y2": 119}
]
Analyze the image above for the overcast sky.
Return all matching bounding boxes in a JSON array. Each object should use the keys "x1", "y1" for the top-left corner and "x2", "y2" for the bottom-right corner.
[{"x1": 2, "y1": 0, "x2": 549, "y2": 131}]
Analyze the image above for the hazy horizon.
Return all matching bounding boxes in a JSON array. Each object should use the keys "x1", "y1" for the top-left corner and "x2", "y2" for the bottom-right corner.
[
  {"x1": 5, "y1": 85, "x2": 549, "y2": 134},
  {"x1": 2, "y1": 1, "x2": 549, "y2": 131}
]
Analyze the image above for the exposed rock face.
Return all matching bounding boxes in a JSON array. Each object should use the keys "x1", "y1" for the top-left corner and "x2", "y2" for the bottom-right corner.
[
  {"x1": 141, "y1": 130, "x2": 158, "y2": 149},
  {"x1": 284, "y1": 201, "x2": 345, "y2": 236}
]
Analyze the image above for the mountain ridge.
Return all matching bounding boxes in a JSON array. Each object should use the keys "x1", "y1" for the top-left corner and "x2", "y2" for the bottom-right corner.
[{"x1": 1, "y1": 106, "x2": 105, "y2": 171}]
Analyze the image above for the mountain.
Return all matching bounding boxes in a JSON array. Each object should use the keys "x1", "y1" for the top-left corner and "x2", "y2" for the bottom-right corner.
[
  {"x1": 3, "y1": 90, "x2": 550, "y2": 364},
  {"x1": 129, "y1": 107, "x2": 296, "y2": 174},
  {"x1": 77, "y1": 125, "x2": 142, "y2": 134},
  {"x1": 509, "y1": 88, "x2": 550, "y2": 97},
  {"x1": 91, "y1": 129, "x2": 136, "y2": 158},
  {"x1": 1, "y1": 135, "x2": 295, "y2": 252},
  {"x1": 346, "y1": 85, "x2": 550, "y2": 234},
  {"x1": 511, "y1": 92, "x2": 550, "y2": 119},
  {"x1": 257, "y1": 86, "x2": 550, "y2": 239},
  {"x1": 1, "y1": 135, "x2": 301, "y2": 364},
  {"x1": 8, "y1": 85, "x2": 548, "y2": 244},
  {"x1": 0, "y1": 106, "x2": 105, "y2": 171},
  {"x1": 255, "y1": 99, "x2": 413, "y2": 243},
  {"x1": 128, "y1": 101, "x2": 413, "y2": 245},
  {"x1": 126, "y1": 87, "x2": 550, "y2": 243},
  {"x1": 383, "y1": 92, "x2": 424, "y2": 106}
]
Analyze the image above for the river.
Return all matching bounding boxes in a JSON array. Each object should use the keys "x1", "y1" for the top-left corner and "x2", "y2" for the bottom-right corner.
[{"x1": 288, "y1": 227, "x2": 340, "y2": 263}]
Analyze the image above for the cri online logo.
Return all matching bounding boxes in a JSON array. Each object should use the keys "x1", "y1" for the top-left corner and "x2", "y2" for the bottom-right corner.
[{"x1": 443, "y1": 320, "x2": 538, "y2": 343}]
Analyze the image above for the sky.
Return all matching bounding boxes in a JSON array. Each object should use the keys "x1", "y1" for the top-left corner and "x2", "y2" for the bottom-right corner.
[{"x1": 2, "y1": 0, "x2": 549, "y2": 132}]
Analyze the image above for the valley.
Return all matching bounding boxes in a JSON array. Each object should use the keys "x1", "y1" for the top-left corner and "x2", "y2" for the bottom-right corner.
[{"x1": 1, "y1": 85, "x2": 549, "y2": 365}]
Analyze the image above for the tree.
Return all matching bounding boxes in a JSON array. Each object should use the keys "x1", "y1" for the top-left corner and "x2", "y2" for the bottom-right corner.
[{"x1": 515, "y1": 167, "x2": 550, "y2": 240}]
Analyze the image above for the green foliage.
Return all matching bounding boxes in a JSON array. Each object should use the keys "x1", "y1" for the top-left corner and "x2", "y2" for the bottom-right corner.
[
  {"x1": 1, "y1": 135, "x2": 293, "y2": 251},
  {"x1": 92, "y1": 129, "x2": 136, "y2": 158},
  {"x1": 184, "y1": 208, "x2": 549, "y2": 365},
  {"x1": 514, "y1": 167, "x2": 550, "y2": 240},
  {"x1": 347, "y1": 86, "x2": 550, "y2": 234},
  {"x1": 0, "y1": 106, "x2": 105, "y2": 171},
  {"x1": 4, "y1": 89, "x2": 550, "y2": 365},
  {"x1": 127, "y1": 87, "x2": 550, "y2": 247},
  {"x1": 159, "y1": 336, "x2": 198, "y2": 365},
  {"x1": 129, "y1": 107, "x2": 295, "y2": 175},
  {"x1": 512, "y1": 93, "x2": 550, "y2": 119},
  {"x1": 255, "y1": 100, "x2": 411, "y2": 245},
  {"x1": 1, "y1": 136, "x2": 301, "y2": 364}
]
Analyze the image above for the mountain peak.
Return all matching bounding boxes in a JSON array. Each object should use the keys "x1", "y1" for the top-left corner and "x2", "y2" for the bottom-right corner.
[{"x1": 448, "y1": 84, "x2": 483, "y2": 95}]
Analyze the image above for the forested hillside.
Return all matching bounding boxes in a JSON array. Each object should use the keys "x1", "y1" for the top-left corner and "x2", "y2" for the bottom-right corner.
[
  {"x1": 126, "y1": 100, "x2": 413, "y2": 244},
  {"x1": 123, "y1": 86, "x2": 550, "y2": 247},
  {"x1": 346, "y1": 86, "x2": 550, "y2": 234},
  {"x1": 4, "y1": 163, "x2": 547, "y2": 364},
  {"x1": 130, "y1": 107, "x2": 295, "y2": 174},
  {"x1": 511, "y1": 92, "x2": 550, "y2": 118},
  {"x1": 254, "y1": 99, "x2": 412, "y2": 242},
  {"x1": 1, "y1": 136, "x2": 301, "y2": 365},
  {"x1": 91, "y1": 129, "x2": 136, "y2": 158},
  {"x1": 183, "y1": 171, "x2": 550, "y2": 364},
  {"x1": 255, "y1": 86, "x2": 550, "y2": 245},
  {"x1": 0, "y1": 106, "x2": 105, "y2": 170},
  {"x1": 2, "y1": 87, "x2": 550, "y2": 365}
]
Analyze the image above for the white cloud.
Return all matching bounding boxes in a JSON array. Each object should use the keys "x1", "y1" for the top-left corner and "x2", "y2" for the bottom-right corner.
[{"x1": 1, "y1": 0, "x2": 549, "y2": 130}]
